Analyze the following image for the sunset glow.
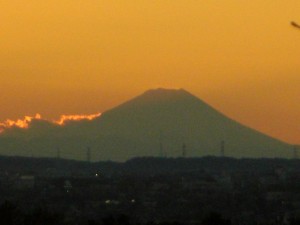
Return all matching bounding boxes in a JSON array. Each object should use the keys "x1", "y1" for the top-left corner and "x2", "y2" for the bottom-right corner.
[
  {"x1": 0, "y1": 113, "x2": 101, "y2": 132},
  {"x1": 54, "y1": 113, "x2": 101, "y2": 125},
  {"x1": 0, "y1": 1, "x2": 299, "y2": 144},
  {"x1": 0, "y1": 114, "x2": 42, "y2": 132}
]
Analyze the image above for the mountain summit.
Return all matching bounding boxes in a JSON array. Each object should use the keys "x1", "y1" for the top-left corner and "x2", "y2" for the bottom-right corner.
[
  {"x1": 0, "y1": 88, "x2": 292, "y2": 160},
  {"x1": 92, "y1": 88, "x2": 291, "y2": 160}
]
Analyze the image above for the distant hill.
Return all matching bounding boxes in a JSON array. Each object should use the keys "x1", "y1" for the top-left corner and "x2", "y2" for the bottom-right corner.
[
  {"x1": 0, "y1": 155, "x2": 299, "y2": 177},
  {"x1": 0, "y1": 88, "x2": 293, "y2": 160}
]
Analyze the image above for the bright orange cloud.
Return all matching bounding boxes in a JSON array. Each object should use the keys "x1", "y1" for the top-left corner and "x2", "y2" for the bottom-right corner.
[
  {"x1": 0, "y1": 113, "x2": 41, "y2": 132},
  {"x1": 54, "y1": 113, "x2": 101, "y2": 125},
  {"x1": 0, "y1": 113, "x2": 101, "y2": 133}
]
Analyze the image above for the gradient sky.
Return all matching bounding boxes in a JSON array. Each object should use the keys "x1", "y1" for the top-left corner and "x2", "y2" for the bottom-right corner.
[{"x1": 0, "y1": 1, "x2": 299, "y2": 144}]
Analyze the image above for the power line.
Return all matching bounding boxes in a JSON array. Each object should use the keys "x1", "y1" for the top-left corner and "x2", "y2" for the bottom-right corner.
[{"x1": 291, "y1": 21, "x2": 300, "y2": 29}]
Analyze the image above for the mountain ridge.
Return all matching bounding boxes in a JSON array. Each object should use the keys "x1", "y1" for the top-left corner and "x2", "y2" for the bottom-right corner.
[{"x1": 0, "y1": 88, "x2": 293, "y2": 160}]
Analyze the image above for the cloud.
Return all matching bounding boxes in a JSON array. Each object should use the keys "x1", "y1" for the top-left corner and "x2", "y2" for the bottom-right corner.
[
  {"x1": 0, "y1": 112, "x2": 101, "y2": 133},
  {"x1": 0, "y1": 114, "x2": 42, "y2": 132},
  {"x1": 54, "y1": 113, "x2": 101, "y2": 125}
]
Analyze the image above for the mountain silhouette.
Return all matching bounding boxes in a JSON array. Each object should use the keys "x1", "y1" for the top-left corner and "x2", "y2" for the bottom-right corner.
[{"x1": 0, "y1": 88, "x2": 292, "y2": 160}]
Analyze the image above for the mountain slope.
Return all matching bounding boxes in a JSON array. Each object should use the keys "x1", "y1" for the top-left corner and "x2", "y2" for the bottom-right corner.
[
  {"x1": 0, "y1": 88, "x2": 292, "y2": 160},
  {"x1": 90, "y1": 88, "x2": 291, "y2": 159}
]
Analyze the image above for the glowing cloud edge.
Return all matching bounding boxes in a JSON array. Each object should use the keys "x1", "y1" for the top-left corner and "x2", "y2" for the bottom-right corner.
[{"x1": 0, "y1": 112, "x2": 101, "y2": 133}]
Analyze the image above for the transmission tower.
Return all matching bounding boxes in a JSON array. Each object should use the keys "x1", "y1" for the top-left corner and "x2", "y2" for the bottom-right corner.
[
  {"x1": 220, "y1": 140, "x2": 225, "y2": 157},
  {"x1": 182, "y1": 143, "x2": 187, "y2": 157},
  {"x1": 159, "y1": 131, "x2": 164, "y2": 157},
  {"x1": 293, "y1": 145, "x2": 298, "y2": 159},
  {"x1": 87, "y1": 147, "x2": 91, "y2": 163},
  {"x1": 56, "y1": 147, "x2": 61, "y2": 159}
]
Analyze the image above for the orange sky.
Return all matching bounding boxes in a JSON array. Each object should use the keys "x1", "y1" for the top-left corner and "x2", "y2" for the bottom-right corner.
[{"x1": 0, "y1": 1, "x2": 299, "y2": 144}]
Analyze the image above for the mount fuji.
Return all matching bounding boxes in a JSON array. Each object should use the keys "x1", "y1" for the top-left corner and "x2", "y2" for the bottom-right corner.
[{"x1": 0, "y1": 88, "x2": 292, "y2": 161}]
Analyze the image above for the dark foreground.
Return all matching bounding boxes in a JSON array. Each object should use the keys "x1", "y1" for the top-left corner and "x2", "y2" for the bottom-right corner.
[{"x1": 0, "y1": 156, "x2": 300, "y2": 225}]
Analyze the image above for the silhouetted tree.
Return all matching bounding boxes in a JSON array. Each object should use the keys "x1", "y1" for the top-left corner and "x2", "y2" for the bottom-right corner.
[
  {"x1": 0, "y1": 201, "x2": 19, "y2": 225},
  {"x1": 289, "y1": 216, "x2": 300, "y2": 225},
  {"x1": 102, "y1": 215, "x2": 116, "y2": 225},
  {"x1": 117, "y1": 214, "x2": 130, "y2": 225},
  {"x1": 88, "y1": 219, "x2": 100, "y2": 225},
  {"x1": 23, "y1": 206, "x2": 64, "y2": 225},
  {"x1": 201, "y1": 212, "x2": 231, "y2": 225}
]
